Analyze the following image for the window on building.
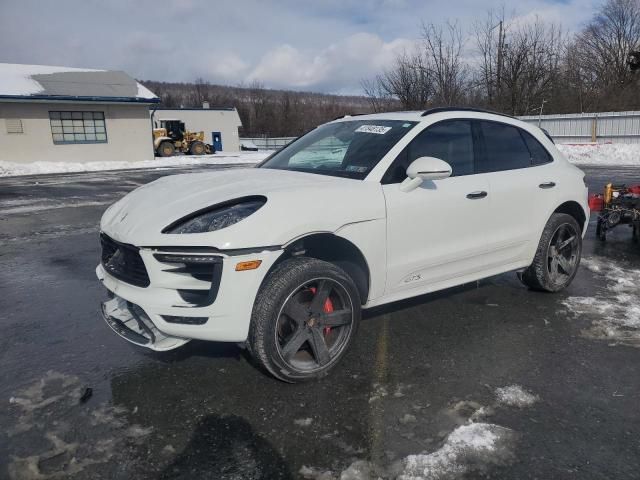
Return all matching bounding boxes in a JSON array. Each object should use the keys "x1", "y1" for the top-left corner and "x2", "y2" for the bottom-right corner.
[
  {"x1": 49, "y1": 111, "x2": 107, "y2": 144},
  {"x1": 6, "y1": 119, "x2": 24, "y2": 134}
]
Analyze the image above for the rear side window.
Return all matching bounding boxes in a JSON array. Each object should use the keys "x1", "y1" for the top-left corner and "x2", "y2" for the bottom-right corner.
[
  {"x1": 383, "y1": 120, "x2": 474, "y2": 183},
  {"x1": 521, "y1": 130, "x2": 553, "y2": 165},
  {"x1": 478, "y1": 121, "x2": 531, "y2": 173}
]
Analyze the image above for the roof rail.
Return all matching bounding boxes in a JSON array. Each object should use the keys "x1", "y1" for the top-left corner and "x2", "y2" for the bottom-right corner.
[
  {"x1": 421, "y1": 107, "x2": 516, "y2": 119},
  {"x1": 331, "y1": 112, "x2": 368, "y2": 121}
]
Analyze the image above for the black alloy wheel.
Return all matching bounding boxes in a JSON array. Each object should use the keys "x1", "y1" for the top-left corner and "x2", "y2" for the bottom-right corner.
[
  {"x1": 248, "y1": 258, "x2": 361, "y2": 382},
  {"x1": 547, "y1": 223, "x2": 580, "y2": 287},
  {"x1": 275, "y1": 278, "x2": 354, "y2": 373}
]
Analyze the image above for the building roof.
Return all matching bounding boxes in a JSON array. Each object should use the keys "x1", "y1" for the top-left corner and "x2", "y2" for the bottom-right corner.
[{"x1": 0, "y1": 63, "x2": 159, "y2": 104}]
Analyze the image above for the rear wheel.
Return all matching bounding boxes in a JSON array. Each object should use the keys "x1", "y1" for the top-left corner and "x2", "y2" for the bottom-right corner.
[
  {"x1": 189, "y1": 141, "x2": 206, "y2": 156},
  {"x1": 157, "y1": 141, "x2": 175, "y2": 157},
  {"x1": 248, "y1": 258, "x2": 360, "y2": 383},
  {"x1": 520, "y1": 213, "x2": 582, "y2": 292}
]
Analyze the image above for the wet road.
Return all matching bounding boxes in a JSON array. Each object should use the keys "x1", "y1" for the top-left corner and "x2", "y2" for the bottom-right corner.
[{"x1": 1, "y1": 164, "x2": 640, "y2": 479}]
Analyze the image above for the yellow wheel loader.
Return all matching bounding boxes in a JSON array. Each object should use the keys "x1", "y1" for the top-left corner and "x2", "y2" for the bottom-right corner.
[{"x1": 153, "y1": 119, "x2": 214, "y2": 157}]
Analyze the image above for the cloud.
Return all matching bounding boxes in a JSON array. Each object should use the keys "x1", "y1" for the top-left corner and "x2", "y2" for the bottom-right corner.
[
  {"x1": 0, "y1": 0, "x2": 599, "y2": 94},
  {"x1": 248, "y1": 33, "x2": 416, "y2": 92}
]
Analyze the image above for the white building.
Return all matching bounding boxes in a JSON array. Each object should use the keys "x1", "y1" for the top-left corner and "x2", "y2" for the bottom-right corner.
[
  {"x1": 152, "y1": 107, "x2": 243, "y2": 152},
  {"x1": 0, "y1": 63, "x2": 159, "y2": 164}
]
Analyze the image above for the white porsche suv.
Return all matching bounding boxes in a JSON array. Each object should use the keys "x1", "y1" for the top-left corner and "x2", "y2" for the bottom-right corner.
[{"x1": 97, "y1": 108, "x2": 588, "y2": 382}]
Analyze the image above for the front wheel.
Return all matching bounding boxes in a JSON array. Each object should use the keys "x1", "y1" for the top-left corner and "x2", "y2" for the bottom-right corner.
[
  {"x1": 157, "y1": 141, "x2": 175, "y2": 157},
  {"x1": 248, "y1": 258, "x2": 361, "y2": 383},
  {"x1": 520, "y1": 213, "x2": 582, "y2": 292},
  {"x1": 189, "y1": 141, "x2": 206, "y2": 155}
]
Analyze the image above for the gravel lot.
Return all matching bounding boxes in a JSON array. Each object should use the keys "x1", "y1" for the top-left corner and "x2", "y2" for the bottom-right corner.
[{"x1": 1, "y1": 164, "x2": 639, "y2": 479}]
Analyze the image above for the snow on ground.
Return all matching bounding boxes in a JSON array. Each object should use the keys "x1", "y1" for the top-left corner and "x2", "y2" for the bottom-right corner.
[
  {"x1": 495, "y1": 385, "x2": 539, "y2": 408},
  {"x1": 558, "y1": 143, "x2": 640, "y2": 166},
  {"x1": 397, "y1": 423, "x2": 516, "y2": 480},
  {"x1": 299, "y1": 386, "x2": 541, "y2": 480},
  {"x1": 563, "y1": 257, "x2": 640, "y2": 346},
  {"x1": 1, "y1": 142, "x2": 638, "y2": 178},
  {"x1": 7, "y1": 371, "x2": 153, "y2": 478},
  {"x1": 294, "y1": 418, "x2": 314, "y2": 427},
  {"x1": 0, "y1": 152, "x2": 270, "y2": 177}
]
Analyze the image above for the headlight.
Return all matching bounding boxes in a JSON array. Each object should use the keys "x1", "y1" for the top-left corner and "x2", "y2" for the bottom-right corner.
[{"x1": 163, "y1": 197, "x2": 266, "y2": 234}]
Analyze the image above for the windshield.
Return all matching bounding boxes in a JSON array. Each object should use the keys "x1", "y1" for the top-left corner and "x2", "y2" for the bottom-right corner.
[{"x1": 259, "y1": 120, "x2": 417, "y2": 179}]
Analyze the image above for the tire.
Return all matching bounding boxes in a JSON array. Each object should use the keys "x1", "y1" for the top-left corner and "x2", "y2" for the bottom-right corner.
[
  {"x1": 189, "y1": 141, "x2": 206, "y2": 156},
  {"x1": 248, "y1": 257, "x2": 361, "y2": 383},
  {"x1": 157, "y1": 141, "x2": 175, "y2": 157},
  {"x1": 520, "y1": 213, "x2": 582, "y2": 292}
]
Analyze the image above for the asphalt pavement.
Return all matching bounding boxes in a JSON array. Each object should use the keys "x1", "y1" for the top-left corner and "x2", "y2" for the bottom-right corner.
[{"x1": 1, "y1": 163, "x2": 639, "y2": 479}]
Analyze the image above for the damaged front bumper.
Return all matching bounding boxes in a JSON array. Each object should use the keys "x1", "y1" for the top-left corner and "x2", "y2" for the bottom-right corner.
[
  {"x1": 101, "y1": 295, "x2": 190, "y2": 351},
  {"x1": 96, "y1": 244, "x2": 283, "y2": 348}
]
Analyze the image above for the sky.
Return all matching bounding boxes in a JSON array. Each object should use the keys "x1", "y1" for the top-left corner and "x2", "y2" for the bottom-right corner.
[{"x1": 0, "y1": 0, "x2": 600, "y2": 95}]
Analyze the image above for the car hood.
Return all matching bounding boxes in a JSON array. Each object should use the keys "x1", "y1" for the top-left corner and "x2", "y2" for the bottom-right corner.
[{"x1": 100, "y1": 167, "x2": 385, "y2": 249}]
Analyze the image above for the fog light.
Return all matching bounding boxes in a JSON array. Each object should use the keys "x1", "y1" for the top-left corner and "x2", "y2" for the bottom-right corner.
[{"x1": 235, "y1": 260, "x2": 262, "y2": 271}]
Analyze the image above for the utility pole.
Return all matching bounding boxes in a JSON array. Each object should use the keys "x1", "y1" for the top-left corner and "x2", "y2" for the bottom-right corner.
[
  {"x1": 496, "y1": 20, "x2": 503, "y2": 98},
  {"x1": 537, "y1": 99, "x2": 548, "y2": 127}
]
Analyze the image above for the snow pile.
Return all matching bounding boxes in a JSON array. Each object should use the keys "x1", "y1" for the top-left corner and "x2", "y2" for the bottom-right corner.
[
  {"x1": 558, "y1": 143, "x2": 640, "y2": 166},
  {"x1": 299, "y1": 389, "x2": 538, "y2": 480},
  {"x1": 563, "y1": 257, "x2": 640, "y2": 346},
  {"x1": 495, "y1": 385, "x2": 539, "y2": 408},
  {"x1": 0, "y1": 152, "x2": 270, "y2": 177},
  {"x1": 397, "y1": 423, "x2": 516, "y2": 480}
]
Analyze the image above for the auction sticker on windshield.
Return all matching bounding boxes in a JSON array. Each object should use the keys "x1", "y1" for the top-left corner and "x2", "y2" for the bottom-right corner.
[{"x1": 355, "y1": 125, "x2": 392, "y2": 134}]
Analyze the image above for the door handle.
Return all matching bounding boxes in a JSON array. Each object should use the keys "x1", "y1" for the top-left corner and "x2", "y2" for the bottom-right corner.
[
  {"x1": 539, "y1": 182, "x2": 556, "y2": 189},
  {"x1": 466, "y1": 191, "x2": 488, "y2": 199}
]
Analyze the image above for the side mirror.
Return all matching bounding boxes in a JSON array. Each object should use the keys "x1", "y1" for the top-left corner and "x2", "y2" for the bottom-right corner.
[{"x1": 400, "y1": 157, "x2": 452, "y2": 192}]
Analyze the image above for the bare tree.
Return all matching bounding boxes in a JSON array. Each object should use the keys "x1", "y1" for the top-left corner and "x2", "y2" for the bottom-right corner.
[
  {"x1": 193, "y1": 77, "x2": 210, "y2": 107},
  {"x1": 502, "y1": 20, "x2": 565, "y2": 115},
  {"x1": 374, "y1": 51, "x2": 434, "y2": 110},
  {"x1": 473, "y1": 8, "x2": 507, "y2": 108},
  {"x1": 421, "y1": 20, "x2": 467, "y2": 105},
  {"x1": 575, "y1": 0, "x2": 640, "y2": 87},
  {"x1": 360, "y1": 78, "x2": 397, "y2": 112},
  {"x1": 571, "y1": 0, "x2": 640, "y2": 110},
  {"x1": 474, "y1": 10, "x2": 564, "y2": 115}
]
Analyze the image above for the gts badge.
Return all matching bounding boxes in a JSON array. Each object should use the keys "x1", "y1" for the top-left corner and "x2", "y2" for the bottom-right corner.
[{"x1": 403, "y1": 273, "x2": 422, "y2": 284}]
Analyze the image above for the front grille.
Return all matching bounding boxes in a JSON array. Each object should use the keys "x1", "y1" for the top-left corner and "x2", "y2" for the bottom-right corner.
[{"x1": 100, "y1": 233, "x2": 150, "y2": 287}]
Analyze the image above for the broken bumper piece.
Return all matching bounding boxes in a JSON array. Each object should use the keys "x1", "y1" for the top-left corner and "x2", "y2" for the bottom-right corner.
[{"x1": 101, "y1": 295, "x2": 190, "y2": 351}]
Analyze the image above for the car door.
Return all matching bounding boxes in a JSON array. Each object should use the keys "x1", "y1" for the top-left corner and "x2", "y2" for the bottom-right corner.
[
  {"x1": 476, "y1": 120, "x2": 559, "y2": 267},
  {"x1": 382, "y1": 119, "x2": 491, "y2": 297}
]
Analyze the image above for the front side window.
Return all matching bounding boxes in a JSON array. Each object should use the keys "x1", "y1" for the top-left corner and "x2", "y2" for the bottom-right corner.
[
  {"x1": 259, "y1": 120, "x2": 417, "y2": 179},
  {"x1": 477, "y1": 121, "x2": 531, "y2": 173},
  {"x1": 383, "y1": 119, "x2": 474, "y2": 184},
  {"x1": 49, "y1": 111, "x2": 107, "y2": 144}
]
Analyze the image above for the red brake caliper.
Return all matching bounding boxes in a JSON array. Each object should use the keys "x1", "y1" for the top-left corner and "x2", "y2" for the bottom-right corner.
[{"x1": 309, "y1": 287, "x2": 334, "y2": 335}]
